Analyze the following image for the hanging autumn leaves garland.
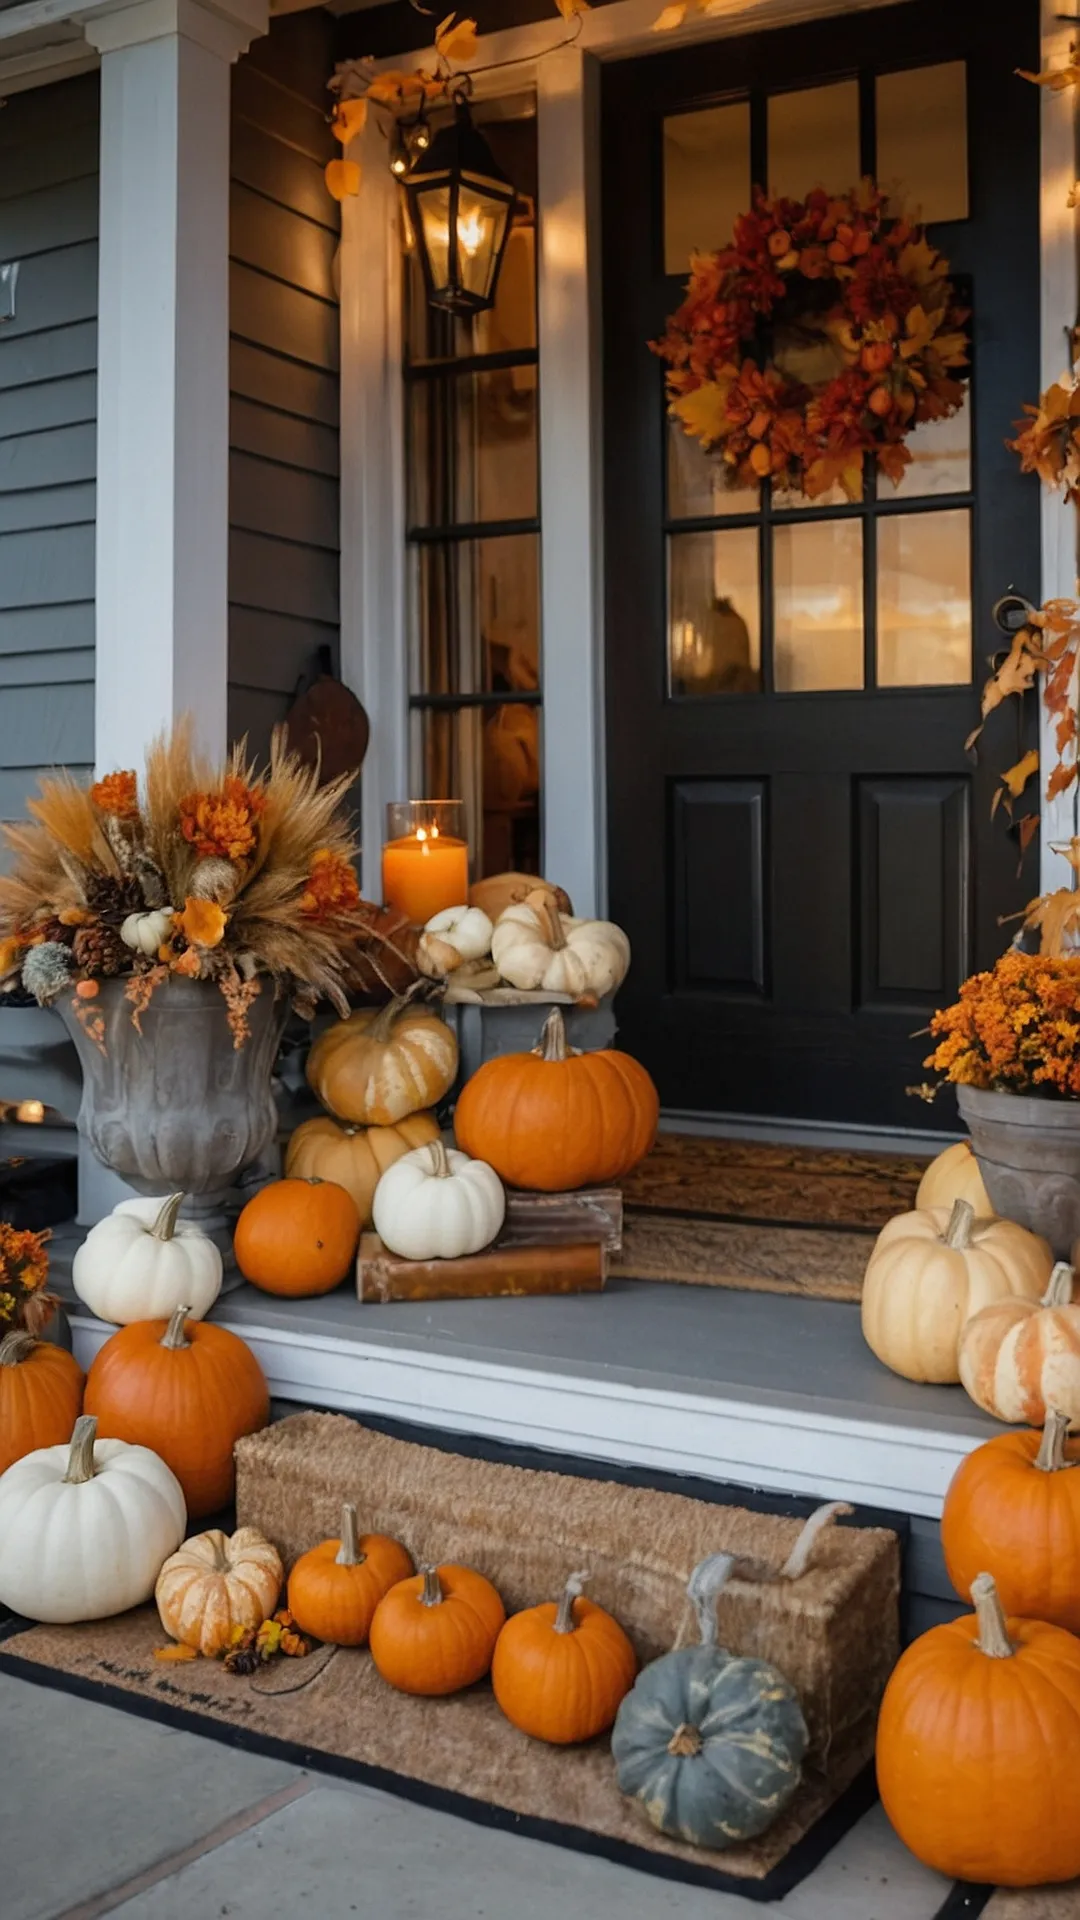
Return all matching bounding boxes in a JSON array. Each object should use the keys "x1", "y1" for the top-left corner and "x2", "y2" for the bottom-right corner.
[{"x1": 655, "y1": 184, "x2": 970, "y2": 502}]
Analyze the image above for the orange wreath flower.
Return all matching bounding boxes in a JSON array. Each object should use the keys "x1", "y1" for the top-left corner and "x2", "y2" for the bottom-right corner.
[
  {"x1": 179, "y1": 776, "x2": 267, "y2": 863},
  {"x1": 90, "y1": 771, "x2": 139, "y2": 821},
  {"x1": 655, "y1": 184, "x2": 969, "y2": 501}
]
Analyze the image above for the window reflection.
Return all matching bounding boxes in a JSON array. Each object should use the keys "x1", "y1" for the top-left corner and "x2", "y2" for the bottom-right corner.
[
  {"x1": 773, "y1": 519, "x2": 864, "y2": 691},
  {"x1": 669, "y1": 529, "x2": 761, "y2": 694}
]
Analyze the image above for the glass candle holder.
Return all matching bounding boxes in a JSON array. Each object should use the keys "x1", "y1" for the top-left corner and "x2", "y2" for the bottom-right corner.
[{"x1": 381, "y1": 800, "x2": 469, "y2": 925}]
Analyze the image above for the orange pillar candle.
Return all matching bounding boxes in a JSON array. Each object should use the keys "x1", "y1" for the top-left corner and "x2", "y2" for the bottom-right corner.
[{"x1": 381, "y1": 801, "x2": 469, "y2": 925}]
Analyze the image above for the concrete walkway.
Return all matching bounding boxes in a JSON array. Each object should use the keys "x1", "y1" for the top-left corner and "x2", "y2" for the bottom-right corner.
[{"x1": 3, "y1": 1672, "x2": 953, "y2": 1919}]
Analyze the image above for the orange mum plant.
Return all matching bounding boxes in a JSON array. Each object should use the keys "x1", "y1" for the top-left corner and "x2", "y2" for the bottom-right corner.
[
  {"x1": 925, "y1": 950, "x2": 1080, "y2": 1101},
  {"x1": 0, "y1": 723, "x2": 372, "y2": 1042}
]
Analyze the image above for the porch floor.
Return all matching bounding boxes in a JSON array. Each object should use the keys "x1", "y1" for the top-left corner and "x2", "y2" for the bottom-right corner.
[{"x1": 67, "y1": 1274, "x2": 996, "y2": 1521}]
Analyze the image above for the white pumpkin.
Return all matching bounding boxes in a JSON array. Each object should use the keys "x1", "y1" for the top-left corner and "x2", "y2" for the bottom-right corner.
[
  {"x1": 0, "y1": 1413, "x2": 186, "y2": 1623},
  {"x1": 417, "y1": 904, "x2": 494, "y2": 979},
  {"x1": 120, "y1": 907, "x2": 174, "y2": 955},
  {"x1": 492, "y1": 889, "x2": 630, "y2": 997},
  {"x1": 72, "y1": 1192, "x2": 222, "y2": 1325},
  {"x1": 372, "y1": 1139, "x2": 505, "y2": 1261}
]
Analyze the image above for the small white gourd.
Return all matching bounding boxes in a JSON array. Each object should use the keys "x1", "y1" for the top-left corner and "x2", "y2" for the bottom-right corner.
[
  {"x1": 72, "y1": 1192, "x2": 222, "y2": 1326},
  {"x1": 0, "y1": 1414, "x2": 187, "y2": 1622},
  {"x1": 372, "y1": 1139, "x2": 505, "y2": 1261},
  {"x1": 417, "y1": 905, "x2": 494, "y2": 978},
  {"x1": 120, "y1": 908, "x2": 174, "y2": 955}
]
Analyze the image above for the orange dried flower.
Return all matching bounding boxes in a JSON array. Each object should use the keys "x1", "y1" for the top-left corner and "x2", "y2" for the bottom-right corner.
[
  {"x1": 179, "y1": 776, "x2": 266, "y2": 863},
  {"x1": 0, "y1": 1223, "x2": 53, "y2": 1332},
  {"x1": 172, "y1": 946, "x2": 203, "y2": 978},
  {"x1": 925, "y1": 951, "x2": 1080, "y2": 1099},
  {"x1": 174, "y1": 897, "x2": 227, "y2": 949},
  {"x1": 154, "y1": 1644, "x2": 198, "y2": 1663},
  {"x1": 300, "y1": 849, "x2": 360, "y2": 919},
  {"x1": 75, "y1": 979, "x2": 99, "y2": 1000},
  {"x1": 90, "y1": 770, "x2": 139, "y2": 820}
]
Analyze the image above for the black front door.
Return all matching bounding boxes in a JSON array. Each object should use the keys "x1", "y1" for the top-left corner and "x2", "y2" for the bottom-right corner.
[{"x1": 602, "y1": 0, "x2": 1041, "y2": 1132}]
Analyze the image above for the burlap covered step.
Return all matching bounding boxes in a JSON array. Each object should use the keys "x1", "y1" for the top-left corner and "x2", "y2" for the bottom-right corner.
[{"x1": 235, "y1": 1412, "x2": 900, "y2": 1780}]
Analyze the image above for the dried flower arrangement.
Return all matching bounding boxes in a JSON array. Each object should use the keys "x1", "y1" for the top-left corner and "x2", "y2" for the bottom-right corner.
[
  {"x1": 0, "y1": 724, "x2": 370, "y2": 1044},
  {"x1": 0, "y1": 1223, "x2": 55, "y2": 1337},
  {"x1": 924, "y1": 950, "x2": 1080, "y2": 1100}
]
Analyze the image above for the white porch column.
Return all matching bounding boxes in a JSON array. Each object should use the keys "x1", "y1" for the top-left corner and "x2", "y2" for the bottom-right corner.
[{"x1": 86, "y1": 0, "x2": 267, "y2": 775}]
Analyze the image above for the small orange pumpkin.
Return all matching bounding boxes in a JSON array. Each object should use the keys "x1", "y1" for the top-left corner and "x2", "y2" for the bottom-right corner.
[
  {"x1": 454, "y1": 1008, "x2": 659, "y2": 1192},
  {"x1": 876, "y1": 1572, "x2": 1080, "y2": 1886},
  {"x1": 84, "y1": 1304, "x2": 269, "y2": 1518},
  {"x1": 491, "y1": 1571, "x2": 637, "y2": 1743},
  {"x1": 0, "y1": 1329, "x2": 84, "y2": 1475},
  {"x1": 287, "y1": 1502, "x2": 413, "y2": 1646},
  {"x1": 233, "y1": 1177, "x2": 361, "y2": 1297},
  {"x1": 369, "y1": 1563, "x2": 505, "y2": 1696},
  {"x1": 941, "y1": 1411, "x2": 1080, "y2": 1634},
  {"x1": 959, "y1": 1259, "x2": 1080, "y2": 1426}
]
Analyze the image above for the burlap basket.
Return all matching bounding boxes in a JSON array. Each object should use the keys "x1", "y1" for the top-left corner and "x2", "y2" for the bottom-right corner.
[{"x1": 235, "y1": 1411, "x2": 899, "y2": 1778}]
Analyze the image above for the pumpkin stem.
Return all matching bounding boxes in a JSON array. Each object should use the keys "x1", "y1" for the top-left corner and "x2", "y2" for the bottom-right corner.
[
  {"x1": 667, "y1": 1722, "x2": 703, "y2": 1758},
  {"x1": 534, "y1": 1008, "x2": 580, "y2": 1063},
  {"x1": 527, "y1": 888, "x2": 567, "y2": 951},
  {"x1": 367, "y1": 979, "x2": 428, "y2": 1044},
  {"x1": 150, "y1": 1193, "x2": 185, "y2": 1242},
  {"x1": 159, "y1": 1304, "x2": 193, "y2": 1350},
  {"x1": 419, "y1": 1565, "x2": 443, "y2": 1607},
  {"x1": 687, "y1": 1552, "x2": 737, "y2": 1648},
  {"x1": 779, "y1": 1502, "x2": 854, "y2": 1581},
  {"x1": 944, "y1": 1197, "x2": 975, "y2": 1250},
  {"x1": 971, "y1": 1573, "x2": 1014, "y2": 1660},
  {"x1": 1036, "y1": 1409, "x2": 1074, "y2": 1472},
  {"x1": 336, "y1": 1502, "x2": 364, "y2": 1567},
  {"x1": 63, "y1": 1414, "x2": 98, "y2": 1485},
  {"x1": 427, "y1": 1139, "x2": 452, "y2": 1180},
  {"x1": 1042, "y1": 1262, "x2": 1075, "y2": 1309},
  {"x1": 554, "y1": 1570, "x2": 590, "y2": 1634},
  {"x1": 0, "y1": 1330, "x2": 36, "y2": 1368},
  {"x1": 207, "y1": 1531, "x2": 232, "y2": 1572}
]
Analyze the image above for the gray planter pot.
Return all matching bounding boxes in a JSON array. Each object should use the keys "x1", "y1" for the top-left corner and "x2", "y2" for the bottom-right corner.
[
  {"x1": 957, "y1": 1083, "x2": 1080, "y2": 1258},
  {"x1": 55, "y1": 976, "x2": 288, "y2": 1252},
  {"x1": 442, "y1": 994, "x2": 618, "y2": 1087}
]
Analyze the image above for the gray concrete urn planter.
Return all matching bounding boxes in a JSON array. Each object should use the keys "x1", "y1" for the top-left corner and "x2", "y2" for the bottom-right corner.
[
  {"x1": 55, "y1": 976, "x2": 288, "y2": 1254},
  {"x1": 957, "y1": 1083, "x2": 1080, "y2": 1258}
]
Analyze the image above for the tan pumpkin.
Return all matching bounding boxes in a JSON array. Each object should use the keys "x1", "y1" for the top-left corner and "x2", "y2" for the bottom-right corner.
[
  {"x1": 916, "y1": 1141, "x2": 992, "y2": 1218},
  {"x1": 285, "y1": 1111, "x2": 440, "y2": 1225},
  {"x1": 468, "y1": 873, "x2": 572, "y2": 922},
  {"x1": 306, "y1": 998, "x2": 458, "y2": 1126},
  {"x1": 155, "y1": 1526, "x2": 283, "y2": 1656},
  {"x1": 861, "y1": 1199, "x2": 1052, "y2": 1384},
  {"x1": 959, "y1": 1261, "x2": 1080, "y2": 1426}
]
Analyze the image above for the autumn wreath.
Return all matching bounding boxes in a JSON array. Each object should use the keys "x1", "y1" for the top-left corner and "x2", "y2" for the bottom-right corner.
[{"x1": 655, "y1": 183, "x2": 970, "y2": 502}]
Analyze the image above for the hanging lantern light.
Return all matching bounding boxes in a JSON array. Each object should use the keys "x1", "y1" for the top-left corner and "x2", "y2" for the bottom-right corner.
[{"x1": 402, "y1": 85, "x2": 516, "y2": 316}]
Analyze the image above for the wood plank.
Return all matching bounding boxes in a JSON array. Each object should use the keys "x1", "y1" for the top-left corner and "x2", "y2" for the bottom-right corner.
[
  {"x1": 227, "y1": 683, "x2": 290, "y2": 761},
  {"x1": 230, "y1": 262, "x2": 338, "y2": 372},
  {"x1": 230, "y1": 120, "x2": 338, "y2": 233},
  {"x1": 0, "y1": 423, "x2": 96, "y2": 494},
  {"x1": 0, "y1": 681, "x2": 93, "y2": 767},
  {"x1": 496, "y1": 1188, "x2": 624, "y2": 1252},
  {"x1": 239, "y1": 10, "x2": 336, "y2": 106},
  {"x1": 229, "y1": 394, "x2": 338, "y2": 476},
  {"x1": 0, "y1": 321, "x2": 97, "y2": 393},
  {"x1": 0, "y1": 73, "x2": 98, "y2": 150},
  {"x1": 0, "y1": 647, "x2": 94, "y2": 687},
  {"x1": 0, "y1": 242, "x2": 98, "y2": 340},
  {"x1": 0, "y1": 372, "x2": 96, "y2": 441},
  {"x1": 230, "y1": 183, "x2": 337, "y2": 300},
  {"x1": 0, "y1": 175, "x2": 98, "y2": 260},
  {"x1": 0, "y1": 600, "x2": 93, "y2": 656},
  {"x1": 230, "y1": 339, "x2": 337, "y2": 426},
  {"x1": 231, "y1": 63, "x2": 335, "y2": 165},
  {"x1": 0, "y1": 482, "x2": 95, "y2": 535},
  {"x1": 229, "y1": 528, "x2": 338, "y2": 622},
  {"x1": 228, "y1": 605, "x2": 337, "y2": 692},
  {"x1": 230, "y1": 450, "x2": 338, "y2": 550},
  {"x1": 0, "y1": 523, "x2": 95, "y2": 609},
  {"x1": 356, "y1": 1234, "x2": 606, "y2": 1303},
  {"x1": 0, "y1": 124, "x2": 98, "y2": 203}
]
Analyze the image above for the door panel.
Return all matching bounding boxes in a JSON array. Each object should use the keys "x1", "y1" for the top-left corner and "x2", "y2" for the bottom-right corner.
[{"x1": 602, "y1": 0, "x2": 1041, "y2": 1130}]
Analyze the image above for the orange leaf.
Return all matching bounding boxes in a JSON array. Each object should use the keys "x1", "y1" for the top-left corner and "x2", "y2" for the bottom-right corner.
[
  {"x1": 652, "y1": 2, "x2": 687, "y2": 26},
  {"x1": 1016, "y1": 813, "x2": 1041, "y2": 867},
  {"x1": 331, "y1": 99, "x2": 368, "y2": 145},
  {"x1": 1002, "y1": 747, "x2": 1040, "y2": 800},
  {"x1": 1018, "y1": 63, "x2": 1080, "y2": 91},
  {"x1": 154, "y1": 1644, "x2": 198, "y2": 1663},
  {"x1": 324, "y1": 160, "x2": 361, "y2": 202},
  {"x1": 366, "y1": 70, "x2": 430, "y2": 108},
  {"x1": 553, "y1": 0, "x2": 590, "y2": 15},
  {"x1": 435, "y1": 13, "x2": 478, "y2": 62},
  {"x1": 1047, "y1": 760, "x2": 1078, "y2": 802},
  {"x1": 670, "y1": 379, "x2": 734, "y2": 447},
  {"x1": 175, "y1": 897, "x2": 227, "y2": 950}
]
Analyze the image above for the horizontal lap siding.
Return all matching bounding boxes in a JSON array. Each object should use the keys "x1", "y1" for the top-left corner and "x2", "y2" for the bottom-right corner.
[
  {"x1": 0, "y1": 72, "x2": 98, "y2": 825},
  {"x1": 228, "y1": 12, "x2": 341, "y2": 762}
]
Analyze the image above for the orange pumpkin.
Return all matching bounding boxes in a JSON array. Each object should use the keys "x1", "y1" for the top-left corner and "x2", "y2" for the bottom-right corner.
[
  {"x1": 287, "y1": 1502, "x2": 413, "y2": 1646},
  {"x1": 876, "y1": 1573, "x2": 1080, "y2": 1886},
  {"x1": 454, "y1": 1009, "x2": 659, "y2": 1192},
  {"x1": 369, "y1": 1563, "x2": 505, "y2": 1696},
  {"x1": 959, "y1": 1259, "x2": 1080, "y2": 1426},
  {"x1": 233, "y1": 1177, "x2": 361, "y2": 1297},
  {"x1": 284, "y1": 1111, "x2": 441, "y2": 1224},
  {"x1": 491, "y1": 1571, "x2": 637, "y2": 1744},
  {"x1": 306, "y1": 999, "x2": 458, "y2": 1127},
  {"x1": 0, "y1": 1330, "x2": 84, "y2": 1475},
  {"x1": 941, "y1": 1411, "x2": 1080, "y2": 1634},
  {"x1": 84, "y1": 1305, "x2": 269, "y2": 1518}
]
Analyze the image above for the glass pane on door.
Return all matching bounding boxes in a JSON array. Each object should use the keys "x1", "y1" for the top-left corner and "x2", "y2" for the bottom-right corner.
[
  {"x1": 768, "y1": 82, "x2": 860, "y2": 199},
  {"x1": 876, "y1": 509, "x2": 972, "y2": 686},
  {"x1": 876, "y1": 63, "x2": 969, "y2": 224},
  {"x1": 663, "y1": 101, "x2": 751, "y2": 275},
  {"x1": 773, "y1": 519, "x2": 864, "y2": 691},
  {"x1": 668, "y1": 528, "x2": 761, "y2": 694}
]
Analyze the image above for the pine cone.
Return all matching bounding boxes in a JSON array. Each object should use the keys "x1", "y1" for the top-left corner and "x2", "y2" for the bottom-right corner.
[
  {"x1": 72, "y1": 920, "x2": 129, "y2": 977},
  {"x1": 83, "y1": 872, "x2": 144, "y2": 918}
]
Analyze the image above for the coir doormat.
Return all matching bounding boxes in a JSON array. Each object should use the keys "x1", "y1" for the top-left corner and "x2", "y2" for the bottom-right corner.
[{"x1": 614, "y1": 1135, "x2": 928, "y2": 1301}]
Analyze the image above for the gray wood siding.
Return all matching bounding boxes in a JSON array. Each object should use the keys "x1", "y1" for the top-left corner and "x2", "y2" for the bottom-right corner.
[
  {"x1": 0, "y1": 72, "x2": 98, "y2": 821},
  {"x1": 228, "y1": 12, "x2": 341, "y2": 761}
]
